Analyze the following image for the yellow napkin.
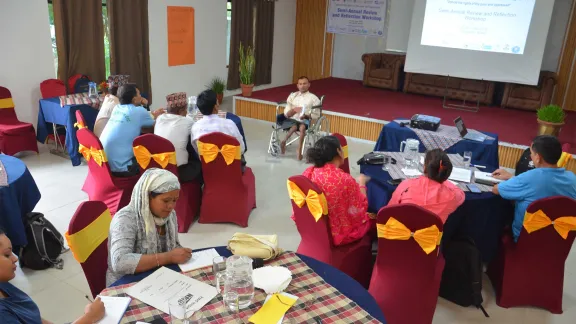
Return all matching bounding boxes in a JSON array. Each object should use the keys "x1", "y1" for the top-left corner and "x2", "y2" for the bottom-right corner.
[
  {"x1": 249, "y1": 293, "x2": 297, "y2": 324},
  {"x1": 227, "y1": 233, "x2": 283, "y2": 261}
]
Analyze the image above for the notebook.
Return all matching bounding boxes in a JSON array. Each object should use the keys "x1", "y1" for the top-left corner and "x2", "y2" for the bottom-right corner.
[
  {"x1": 474, "y1": 171, "x2": 503, "y2": 185},
  {"x1": 96, "y1": 296, "x2": 131, "y2": 324},
  {"x1": 179, "y1": 248, "x2": 220, "y2": 273},
  {"x1": 449, "y1": 168, "x2": 472, "y2": 183}
]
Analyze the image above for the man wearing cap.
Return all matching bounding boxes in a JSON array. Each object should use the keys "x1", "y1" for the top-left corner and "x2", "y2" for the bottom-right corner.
[{"x1": 155, "y1": 92, "x2": 201, "y2": 182}]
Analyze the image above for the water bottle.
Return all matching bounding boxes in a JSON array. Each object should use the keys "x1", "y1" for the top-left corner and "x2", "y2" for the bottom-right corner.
[
  {"x1": 88, "y1": 82, "x2": 98, "y2": 99},
  {"x1": 187, "y1": 96, "x2": 198, "y2": 119}
]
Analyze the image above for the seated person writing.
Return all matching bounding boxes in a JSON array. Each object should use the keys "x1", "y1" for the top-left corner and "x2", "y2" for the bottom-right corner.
[
  {"x1": 0, "y1": 229, "x2": 105, "y2": 324},
  {"x1": 155, "y1": 92, "x2": 201, "y2": 183},
  {"x1": 94, "y1": 74, "x2": 131, "y2": 137},
  {"x1": 107, "y1": 169, "x2": 192, "y2": 286},
  {"x1": 278, "y1": 76, "x2": 321, "y2": 160},
  {"x1": 100, "y1": 84, "x2": 162, "y2": 177},
  {"x1": 492, "y1": 135, "x2": 576, "y2": 241},
  {"x1": 191, "y1": 90, "x2": 246, "y2": 168},
  {"x1": 294, "y1": 136, "x2": 373, "y2": 246},
  {"x1": 388, "y1": 149, "x2": 465, "y2": 223}
]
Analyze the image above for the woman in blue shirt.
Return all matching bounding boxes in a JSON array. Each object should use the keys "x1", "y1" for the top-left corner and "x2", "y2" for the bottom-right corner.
[{"x1": 0, "y1": 229, "x2": 105, "y2": 323}]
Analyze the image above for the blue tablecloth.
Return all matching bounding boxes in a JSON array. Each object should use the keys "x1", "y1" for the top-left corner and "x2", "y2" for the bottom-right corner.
[
  {"x1": 0, "y1": 155, "x2": 41, "y2": 253},
  {"x1": 375, "y1": 122, "x2": 499, "y2": 169},
  {"x1": 37, "y1": 98, "x2": 99, "y2": 166},
  {"x1": 111, "y1": 246, "x2": 386, "y2": 323},
  {"x1": 360, "y1": 164, "x2": 513, "y2": 262}
]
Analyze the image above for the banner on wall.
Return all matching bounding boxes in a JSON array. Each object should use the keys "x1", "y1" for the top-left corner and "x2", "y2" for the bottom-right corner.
[
  {"x1": 167, "y1": 6, "x2": 195, "y2": 66},
  {"x1": 326, "y1": 0, "x2": 387, "y2": 37}
]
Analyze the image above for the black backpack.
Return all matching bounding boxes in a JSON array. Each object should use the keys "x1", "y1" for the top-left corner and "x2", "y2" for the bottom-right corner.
[
  {"x1": 439, "y1": 237, "x2": 489, "y2": 317},
  {"x1": 19, "y1": 212, "x2": 66, "y2": 270}
]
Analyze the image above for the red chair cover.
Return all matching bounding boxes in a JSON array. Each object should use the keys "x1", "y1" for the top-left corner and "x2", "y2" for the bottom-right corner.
[
  {"x1": 75, "y1": 110, "x2": 87, "y2": 129},
  {"x1": 198, "y1": 133, "x2": 256, "y2": 227},
  {"x1": 369, "y1": 204, "x2": 445, "y2": 324},
  {"x1": 77, "y1": 128, "x2": 138, "y2": 215},
  {"x1": 332, "y1": 133, "x2": 350, "y2": 174},
  {"x1": 40, "y1": 79, "x2": 67, "y2": 98},
  {"x1": 487, "y1": 196, "x2": 576, "y2": 314},
  {"x1": 68, "y1": 201, "x2": 110, "y2": 297},
  {"x1": 133, "y1": 134, "x2": 202, "y2": 232},
  {"x1": 290, "y1": 175, "x2": 372, "y2": 288},
  {"x1": 562, "y1": 143, "x2": 571, "y2": 153},
  {"x1": 0, "y1": 86, "x2": 39, "y2": 156}
]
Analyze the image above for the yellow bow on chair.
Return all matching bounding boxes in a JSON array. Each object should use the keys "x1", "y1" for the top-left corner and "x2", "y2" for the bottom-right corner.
[
  {"x1": 557, "y1": 152, "x2": 572, "y2": 168},
  {"x1": 377, "y1": 217, "x2": 442, "y2": 254},
  {"x1": 74, "y1": 121, "x2": 86, "y2": 129},
  {"x1": 286, "y1": 180, "x2": 328, "y2": 221},
  {"x1": 198, "y1": 141, "x2": 241, "y2": 165},
  {"x1": 78, "y1": 144, "x2": 108, "y2": 167},
  {"x1": 65, "y1": 210, "x2": 112, "y2": 263},
  {"x1": 342, "y1": 145, "x2": 349, "y2": 159},
  {"x1": 523, "y1": 209, "x2": 576, "y2": 239},
  {"x1": 133, "y1": 145, "x2": 177, "y2": 169}
]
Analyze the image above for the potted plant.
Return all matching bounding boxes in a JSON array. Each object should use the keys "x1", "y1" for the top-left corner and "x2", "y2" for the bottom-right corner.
[
  {"x1": 207, "y1": 77, "x2": 226, "y2": 104},
  {"x1": 537, "y1": 104, "x2": 566, "y2": 137},
  {"x1": 239, "y1": 42, "x2": 255, "y2": 97}
]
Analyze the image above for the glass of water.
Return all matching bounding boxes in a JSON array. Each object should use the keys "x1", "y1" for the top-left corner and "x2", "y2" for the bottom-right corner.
[
  {"x1": 382, "y1": 155, "x2": 391, "y2": 171},
  {"x1": 463, "y1": 151, "x2": 473, "y2": 168},
  {"x1": 212, "y1": 256, "x2": 227, "y2": 294},
  {"x1": 222, "y1": 275, "x2": 254, "y2": 310},
  {"x1": 223, "y1": 291, "x2": 240, "y2": 312},
  {"x1": 168, "y1": 296, "x2": 190, "y2": 324}
]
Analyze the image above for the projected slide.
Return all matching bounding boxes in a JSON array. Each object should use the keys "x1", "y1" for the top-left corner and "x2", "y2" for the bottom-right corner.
[{"x1": 421, "y1": 0, "x2": 536, "y2": 54}]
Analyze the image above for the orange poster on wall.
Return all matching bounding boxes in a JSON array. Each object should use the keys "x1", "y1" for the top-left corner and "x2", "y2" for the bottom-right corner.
[{"x1": 167, "y1": 6, "x2": 195, "y2": 66}]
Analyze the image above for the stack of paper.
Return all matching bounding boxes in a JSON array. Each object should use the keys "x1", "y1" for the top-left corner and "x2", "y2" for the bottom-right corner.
[
  {"x1": 179, "y1": 248, "x2": 220, "y2": 273},
  {"x1": 474, "y1": 171, "x2": 503, "y2": 185},
  {"x1": 449, "y1": 168, "x2": 472, "y2": 183},
  {"x1": 96, "y1": 296, "x2": 131, "y2": 324}
]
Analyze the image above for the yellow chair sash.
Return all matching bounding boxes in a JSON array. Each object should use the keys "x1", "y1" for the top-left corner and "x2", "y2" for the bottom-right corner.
[
  {"x1": 74, "y1": 121, "x2": 86, "y2": 129},
  {"x1": 198, "y1": 141, "x2": 241, "y2": 165},
  {"x1": 342, "y1": 145, "x2": 349, "y2": 159},
  {"x1": 286, "y1": 180, "x2": 328, "y2": 221},
  {"x1": 133, "y1": 145, "x2": 177, "y2": 169},
  {"x1": 78, "y1": 144, "x2": 108, "y2": 167},
  {"x1": 523, "y1": 209, "x2": 576, "y2": 239},
  {"x1": 558, "y1": 152, "x2": 572, "y2": 168},
  {"x1": 377, "y1": 217, "x2": 442, "y2": 254},
  {"x1": 0, "y1": 98, "x2": 14, "y2": 109},
  {"x1": 64, "y1": 210, "x2": 112, "y2": 263}
]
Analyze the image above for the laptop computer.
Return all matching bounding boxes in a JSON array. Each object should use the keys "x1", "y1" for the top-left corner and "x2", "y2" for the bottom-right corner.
[{"x1": 454, "y1": 117, "x2": 487, "y2": 142}]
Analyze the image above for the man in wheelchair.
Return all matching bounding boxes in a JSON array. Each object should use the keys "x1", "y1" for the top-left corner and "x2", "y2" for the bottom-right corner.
[{"x1": 277, "y1": 76, "x2": 321, "y2": 160}]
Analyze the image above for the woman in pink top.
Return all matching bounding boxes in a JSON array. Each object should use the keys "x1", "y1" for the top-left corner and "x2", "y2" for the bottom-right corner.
[
  {"x1": 388, "y1": 149, "x2": 465, "y2": 223},
  {"x1": 293, "y1": 136, "x2": 373, "y2": 246}
]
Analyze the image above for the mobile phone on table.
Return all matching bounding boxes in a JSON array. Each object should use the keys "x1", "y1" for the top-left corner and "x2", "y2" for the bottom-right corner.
[{"x1": 466, "y1": 183, "x2": 481, "y2": 194}]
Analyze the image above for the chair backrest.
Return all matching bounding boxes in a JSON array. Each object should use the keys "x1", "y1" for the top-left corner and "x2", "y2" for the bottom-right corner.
[
  {"x1": 516, "y1": 196, "x2": 576, "y2": 263},
  {"x1": 0, "y1": 86, "x2": 19, "y2": 122},
  {"x1": 332, "y1": 133, "x2": 350, "y2": 174},
  {"x1": 375, "y1": 204, "x2": 444, "y2": 274},
  {"x1": 66, "y1": 201, "x2": 111, "y2": 297},
  {"x1": 68, "y1": 74, "x2": 91, "y2": 94},
  {"x1": 76, "y1": 127, "x2": 115, "y2": 187},
  {"x1": 40, "y1": 79, "x2": 67, "y2": 98},
  {"x1": 133, "y1": 134, "x2": 178, "y2": 175},
  {"x1": 289, "y1": 175, "x2": 334, "y2": 263},
  {"x1": 75, "y1": 110, "x2": 87, "y2": 129}
]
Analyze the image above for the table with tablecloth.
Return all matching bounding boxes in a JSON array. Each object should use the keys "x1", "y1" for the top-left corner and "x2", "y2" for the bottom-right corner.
[
  {"x1": 0, "y1": 155, "x2": 41, "y2": 254},
  {"x1": 360, "y1": 152, "x2": 513, "y2": 262},
  {"x1": 375, "y1": 121, "x2": 499, "y2": 168},
  {"x1": 105, "y1": 246, "x2": 386, "y2": 323}
]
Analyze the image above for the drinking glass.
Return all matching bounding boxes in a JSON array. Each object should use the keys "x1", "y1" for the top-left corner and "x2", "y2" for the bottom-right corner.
[
  {"x1": 188, "y1": 312, "x2": 205, "y2": 324},
  {"x1": 168, "y1": 297, "x2": 190, "y2": 324},
  {"x1": 223, "y1": 291, "x2": 240, "y2": 312},
  {"x1": 463, "y1": 151, "x2": 473, "y2": 168},
  {"x1": 382, "y1": 155, "x2": 391, "y2": 171}
]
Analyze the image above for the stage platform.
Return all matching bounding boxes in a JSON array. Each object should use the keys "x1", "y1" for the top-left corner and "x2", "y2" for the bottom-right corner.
[{"x1": 233, "y1": 77, "x2": 575, "y2": 171}]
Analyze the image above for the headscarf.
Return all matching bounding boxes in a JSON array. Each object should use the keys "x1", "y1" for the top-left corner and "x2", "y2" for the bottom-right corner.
[{"x1": 129, "y1": 168, "x2": 181, "y2": 252}]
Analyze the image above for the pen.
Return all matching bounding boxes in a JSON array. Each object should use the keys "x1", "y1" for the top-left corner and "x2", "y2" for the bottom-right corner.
[
  {"x1": 85, "y1": 295, "x2": 93, "y2": 303},
  {"x1": 470, "y1": 164, "x2": 486, "y2": 169}
]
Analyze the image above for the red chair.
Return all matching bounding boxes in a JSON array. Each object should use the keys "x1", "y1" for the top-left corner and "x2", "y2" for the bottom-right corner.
[
  {"x1": 332, "y1": 133, "x2": 350, "y2": 173},
  {"x1": 77, "y1": 127, "x2": 138, "y2": 215},
  {"x1": 0, "y1": 87, "x2": 39, "y2": 156},
  {"x1": 65, "y1": 201, "x2": 111, "y2": 298},
  {"x1": 40, "y1": 79, "x2": 67, "y2": 98},
  {"x1": 487, "y1": 196, "x2": 576, "y2": 314},
  {"x1": 289, "y1": 175, "x2": 372, "y2": 288},
  {"x1": 133, "y1": 134, "x2": 202, "y2": 232},
  {"x1": 198, "y1": 133, "x2": 256, "y2": 227},
  {"x1": 75, "y1": 110, "x2": 87, "y2": 129},
  {"x1": 369, "y1": 204, "x2": 445, "y2": 324}
]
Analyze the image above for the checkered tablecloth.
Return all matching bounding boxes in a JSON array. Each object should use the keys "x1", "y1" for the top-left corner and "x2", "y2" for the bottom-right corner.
[
  {"x1": 191, "y1": 110, "x2": 227, "y2": 122},
  {"x1": 408, "y1": 124, "x2": 494, "y2": 151},
  {"x1": 100, "y1": 252, "x2": 381, "y2": 324},
  {"x1": 375, "y1": 151, "x2": 493, "y2": 192},
  {"x1": 59, "y1": 93, "x2": 105, "y2": 109}
]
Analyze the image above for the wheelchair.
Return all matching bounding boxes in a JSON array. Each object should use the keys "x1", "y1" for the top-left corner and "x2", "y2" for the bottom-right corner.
[{"x1": 268, "y1": 95, "x2": 330, "y2": 157}]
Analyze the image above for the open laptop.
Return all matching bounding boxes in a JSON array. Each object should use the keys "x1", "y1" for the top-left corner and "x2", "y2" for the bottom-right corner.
[{"x1": 454, "y1": 117, "x2": 487, "y2": 142}]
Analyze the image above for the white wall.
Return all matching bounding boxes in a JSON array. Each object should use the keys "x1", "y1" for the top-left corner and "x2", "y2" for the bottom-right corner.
[
  {"x1": 332, "y1": 0, "x2": 572, "y2": 80},
  {"x1": 0, "y1": 0, "x2": 56, "y2": 125},
  {"x1": 149, "y1": 0, "x2": 296, "y2": 104}
]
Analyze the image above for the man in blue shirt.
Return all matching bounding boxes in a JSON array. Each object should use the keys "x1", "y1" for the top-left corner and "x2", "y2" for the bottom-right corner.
[
  {"x1": 492, "y1": 135, "x2": 576, "y2": 241},
  {"x1": 100, "y1": 84, "x2": 156, "y2": 176}
]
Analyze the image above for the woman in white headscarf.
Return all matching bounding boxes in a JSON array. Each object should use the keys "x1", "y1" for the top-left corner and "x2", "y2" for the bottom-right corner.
[{"x1": 106, "y1": 168, "x2": 192, "y2": 286}]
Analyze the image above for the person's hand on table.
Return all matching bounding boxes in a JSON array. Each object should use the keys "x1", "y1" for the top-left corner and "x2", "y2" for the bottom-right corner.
[
  {"x1": 492, "y1": 168, "x2": 513, "y2": 181},
  {"x1": 357, "y1": 174, "x2": 371, "y2": 186},
  {"x1": 168, "y1": 247, "x2": 193, "y2": 264},
  {"x1": 84, "y1": 297, "x2": 105, "y2": 322}
]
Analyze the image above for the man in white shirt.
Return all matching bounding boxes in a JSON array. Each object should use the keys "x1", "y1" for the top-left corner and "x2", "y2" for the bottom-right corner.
[
  {"x1": 154, "y1": 92, "x2": 200, "y2": 182},
  {"x1": 278, "y1": 76, "x2": 321, "y2": 160}
]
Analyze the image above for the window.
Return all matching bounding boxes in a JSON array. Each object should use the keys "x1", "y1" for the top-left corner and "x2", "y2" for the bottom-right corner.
[
  {"x1": 226, "y1": 0, "x2": 232, "y2": 65},
  {"x1": 47, "y1": 0, "x2": 111, "y2": 77}
]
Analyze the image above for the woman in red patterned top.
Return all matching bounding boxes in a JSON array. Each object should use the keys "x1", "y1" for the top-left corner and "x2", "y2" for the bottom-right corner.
[{"x1": 294, "y1": 136, "x2": 372, "y2": 246}]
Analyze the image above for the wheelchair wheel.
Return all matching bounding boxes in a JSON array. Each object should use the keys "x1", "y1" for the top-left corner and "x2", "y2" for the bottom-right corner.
[
  {"x1": 268, "y1": 126, "x2": 281, "y2": 157},
  {"x1": 314, "y1": 116, "x2": 330, "y2": 137}
]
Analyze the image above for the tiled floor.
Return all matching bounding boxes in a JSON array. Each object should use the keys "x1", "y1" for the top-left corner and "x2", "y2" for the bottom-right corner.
[{"x1": 9, "y1": 110, "x2": 576, "y2": 323}]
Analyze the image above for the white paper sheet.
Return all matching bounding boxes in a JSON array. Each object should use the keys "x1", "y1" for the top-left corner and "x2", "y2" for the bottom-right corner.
[
  {"x1": 125, "y1": 267, "x2": 217, "y2": 319},
  {"x1": 402, "y1": 168, "x2": 422, "y2": 177},
  {"x1": 474, "y1": 171, "x2": 503, "y2": 184},
  {"x1": 179, "y1": 248, "x2": 220, "y2": 273},
  {"x1": 449, "y1": 168, "x2": 472, "y2": 183},
  {"x1": 96, "y1": 296, "x2": 131, "y2": 324},
  {"x1": 263, "y1": 292, "x2": 299, "y2": 324}
]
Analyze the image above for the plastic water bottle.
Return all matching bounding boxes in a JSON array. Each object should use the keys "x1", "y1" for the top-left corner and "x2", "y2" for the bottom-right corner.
[{"x1": 187, "y1": 96, "x2": 198, "y2": 119}]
